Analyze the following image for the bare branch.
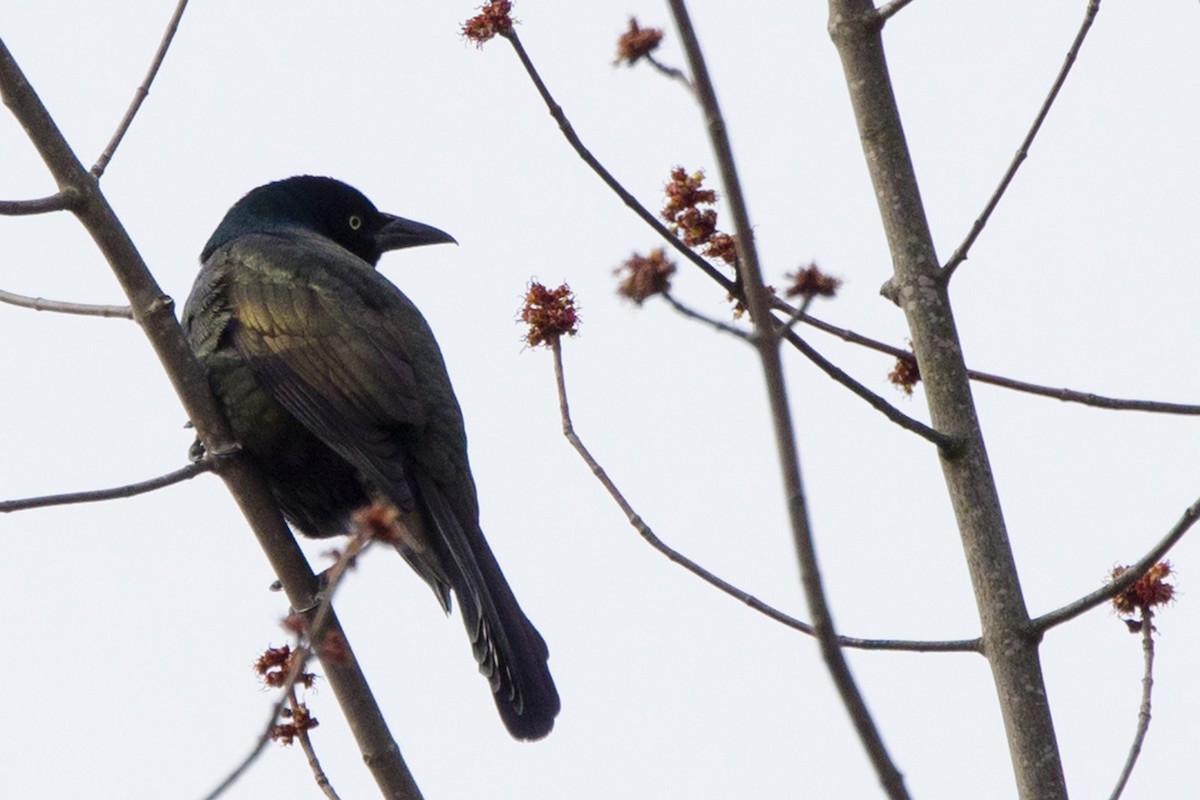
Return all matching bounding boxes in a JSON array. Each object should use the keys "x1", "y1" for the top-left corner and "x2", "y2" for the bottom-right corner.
[
  {"x1": 290, "y1": 685, "x2": 341, "y2": 800},
  {"x1": 800, "y1": 311, "x2": 1200, "y2": 415},
  {"x1": 1032, "y1": 495, "x2": 1200, "y2": 633},
  {"x1": 551, "y1": 339, "x2": 977, "y2": 654},
  {"x1": 876, "y1": 0, "x2": 917, "y2": 22},
  {"x1": 91, "y1": 0, "x2": 190, "y2": 177},
  {"x1": 500, "y1": 29, "x2": 736, "y2": 295},
  {"x1": 661, "y1": 291, "x2": 752, "y2": 340},
  {"x1": 0, "y1": 286, "x2": 134, "y2": 318},
  {"x1": 830, "y1": 0, "x2": 1065, "y2": 794},
  {"x1": 0, "y1": 460, "x2": 213, "y2": 513},
  {"x1": 0, "y1": 188, "x2": 78, "y2": 215},
  {"x1": 670, "y1": 3, "x2": 909, "y2": 797},
  {"x1": 644, "y1": 53, "x2": 695, "y2": 91},
  {"x1": 968, "y1": 370, "x2": 1200, "y2": 415},
  {"x1": 205, "y1": 525, "x2": 377, "y2": 800},
  {"x1": 779, "y1": 324, "x2": 952, "y2": 450},
  {"x1": 773, "y1": 295, "x2": 816, "y2": 340},
  {"x1": 942, "y1": 0, "x2": 1103, "y2": 279},
  {"x1": 1107, "y1": 609, "x2": 1156, "y2": 800}
]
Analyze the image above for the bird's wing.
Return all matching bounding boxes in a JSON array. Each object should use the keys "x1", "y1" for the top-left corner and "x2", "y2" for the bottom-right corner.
[{"x1": 214, "y1": 231, "x2": 436, "y2": 510}]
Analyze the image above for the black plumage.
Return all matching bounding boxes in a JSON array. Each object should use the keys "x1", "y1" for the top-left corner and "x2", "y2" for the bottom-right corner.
[{"x1": 183, "y1": 175, "x2": 559, "y2": 740}]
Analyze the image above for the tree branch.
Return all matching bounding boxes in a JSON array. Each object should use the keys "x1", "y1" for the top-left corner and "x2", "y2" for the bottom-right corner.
[
  {"x1": 779, "y1": 324, "x2": 952, "y2": 450},
  {"x1": 1031, "y1": 494, "x2": 1200, "y2": 633},
  {"x1": 643, "y1": 53, "x2": 695, "y2": 92},
  {"x1": 876, "y1": 0, "x2": 917, "y2": 23},
  {"x1": 91, "y1": 0, "x2": 190, "y2": 177},
  {"x1": 829, "y1": 2, "x2": 1065, "y2": 796},
  {"x1": 0, "y1": 286, "x2": 134, "y2": 318},
  {"x1": 661, "y1": 291, "x2": 752, "y2": 340},
  {"x1": 0, "y1": 460, "x2": 213, "y2": 513},
  {"x1": 0, "y1": 38, "x2": 421, "y2": 800},
  {"x1": 205, "y1": 527, "x2": 375, "y2": 800},
  {"x1": 670, "y1": 3, "x2": 909, "y2": 797},
  {"x1": 500, "y1": 28, "x2": 736, "y2": 295},
  {"x1": 0, "y1": 188, "x2": 78, "y2": 215},
  {"x1": 1107, "y1": 609, "x2": 1156, "y2": 800},
  {"x1": 551, "y1": 338, "x2": 978, "y2": 654},
  {"x1": 799, "y1": 310, "x2": 1200, "y2": 415},
  {"x1": 942, "y1": 0, "x2": 1103, "y2": 279},
  {"x1": 292, "y1": 683, "x2": 342, "y2": 800}
]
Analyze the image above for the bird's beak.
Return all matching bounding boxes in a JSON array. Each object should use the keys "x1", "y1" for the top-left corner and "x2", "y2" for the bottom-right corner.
[{"x1": 376, "y1": 213, "x2": 457, "y2": 252}]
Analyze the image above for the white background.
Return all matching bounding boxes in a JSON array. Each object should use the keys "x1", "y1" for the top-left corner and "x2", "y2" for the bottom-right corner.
[{"x1": 2, "y1": 2, "x2": 1198, "y2": 798}]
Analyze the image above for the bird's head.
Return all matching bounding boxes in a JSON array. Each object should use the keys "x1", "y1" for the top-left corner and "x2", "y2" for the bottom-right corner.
[{"x1": 202, "y1": 175, "x2": 456, "y2": 266}]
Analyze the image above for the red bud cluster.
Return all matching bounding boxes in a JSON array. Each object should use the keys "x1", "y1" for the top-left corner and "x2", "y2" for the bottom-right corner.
[{"x1": 521, "y1": 282, "x2": 580, "y2": 347}]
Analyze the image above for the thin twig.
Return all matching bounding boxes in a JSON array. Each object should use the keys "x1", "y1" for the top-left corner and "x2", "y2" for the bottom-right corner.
[
  {"x1": 942, "y1": 0, "x2": 1103, "y2": 278},
  {"x1": 775, "y1": 295, "x2": 815, "y2": 339},
  {"x1": 779, "y1": 325, "x2": 952, "y2": 450},
  {"x1": 0, "y1": 286, "x2": 134, "y2": 318},
  {"x1": 665, "y1": 285, "x2": 949, "y2": 448},
  {"x1": 661, "y1": 291, "x2": 751, "y2": 340},
  {"x1": 0, "y1": 189, "x2": 77, "y2": 215},
  {"x1": 670, "y1": 4, "x2": 909, "y2": 795},
  {"x1": 1032, "y1": 494, "x2": 1200, "y2": 633},
  {"x1": 501, "y1": 29, "x2": 736, "y2": 295},
  {"x1": 204, "y1": 530, "x2": 374, "y2": 800},
  {"x1": 799, "y1": 311, "x2": 1200, "y2": 416},
  {"x1": 876, "y1": 0, "x2": 917, "y2": 22},
  {"x1": 0, "y1": 460, "x2": 213, "y2": 513},
  {"x1": 969, "y1": 370, "x2": 1200, "y2": 415},
  {"x1": 644, "y1": 53, "x2": 694, "y2": 91},
  {"x1": 290, "y1": 685, "x2": 341, "y2": 800},
  {"x1": 551, "y1": 338, "x2": 978, "y2": 654},
  {"x1": 1107, "y1": 609, "x2": 1156, "y2": 800},
  {"x1": 91, "y1": 0, "x2": 189, "y2": 177}
]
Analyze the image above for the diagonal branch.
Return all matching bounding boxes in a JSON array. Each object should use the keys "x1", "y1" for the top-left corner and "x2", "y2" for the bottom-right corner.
[
  {"x1": 205, "y1": 524, "x2": 375, "y2": 800},
  {"x1": 0, "y1": 460, "x2": 213, "y2": 513},
  {"x1": 778, "y1": 324, "x2": 951, "y2": 450},
  {"x1": 876, "y1": 0, "x2": 917, "y2": 23},
  {"x1": 942, "y1": 0, "x2": 1103, "y2": 279},
  {"x1": 670, "y1": 2, "x2": 909, "y2": 797},
  {"x1": 0, "y1": 38, "x2": 421, "y2": 800},
  {"x1": 643, "y1": 54, "x2": 695, "y2": 92},
  {"x1": 1031, "y1": 494, "x2": 1200, "y2": 633},
  {"x1": 500, "y1": 28, "x2": 735, "y2": 294},
  {"x1": 91, "y1": 0, "x2": 190, "y2": 177},
  {"x1": 551, "y1": 338, "x2": 978, "y2": 654},
  {"x1": 661, "y1": 291, "x2": 751, "y2": 340}
]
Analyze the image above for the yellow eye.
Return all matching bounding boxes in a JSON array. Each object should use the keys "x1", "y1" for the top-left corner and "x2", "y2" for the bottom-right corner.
[{"x1": 348, "y1": 214, "x2": 363, "y2": 231}]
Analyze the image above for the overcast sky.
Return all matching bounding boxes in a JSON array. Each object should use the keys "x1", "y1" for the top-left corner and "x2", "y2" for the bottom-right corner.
[{"x1": 3, "y1": 2, "x2": 1199, "y2": 798}]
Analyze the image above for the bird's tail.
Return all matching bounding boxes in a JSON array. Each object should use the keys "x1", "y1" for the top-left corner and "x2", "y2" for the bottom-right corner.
[{"x1": 413, "y1": 474, "x2": 561, "y2": 740}]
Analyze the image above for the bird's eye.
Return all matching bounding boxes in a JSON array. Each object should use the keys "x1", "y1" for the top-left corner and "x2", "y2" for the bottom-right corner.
[{"x1": 348, "y1": 214, "x2": 363, "y2": 231}]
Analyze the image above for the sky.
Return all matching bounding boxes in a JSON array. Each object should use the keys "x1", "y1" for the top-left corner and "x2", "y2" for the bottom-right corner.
[{"x1": 2, "y1": 1, "x2": 1199, "y2": 798}]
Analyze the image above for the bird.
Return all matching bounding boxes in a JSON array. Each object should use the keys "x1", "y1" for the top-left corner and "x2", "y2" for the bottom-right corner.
[{"x1": 182, "y1": 175, "x2": 560, "y2": 741}]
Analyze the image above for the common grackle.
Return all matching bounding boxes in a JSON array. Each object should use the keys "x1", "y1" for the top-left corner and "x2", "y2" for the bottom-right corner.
[{"x1": 183, "y1": 175, "x2": 559, "y2": 740}]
